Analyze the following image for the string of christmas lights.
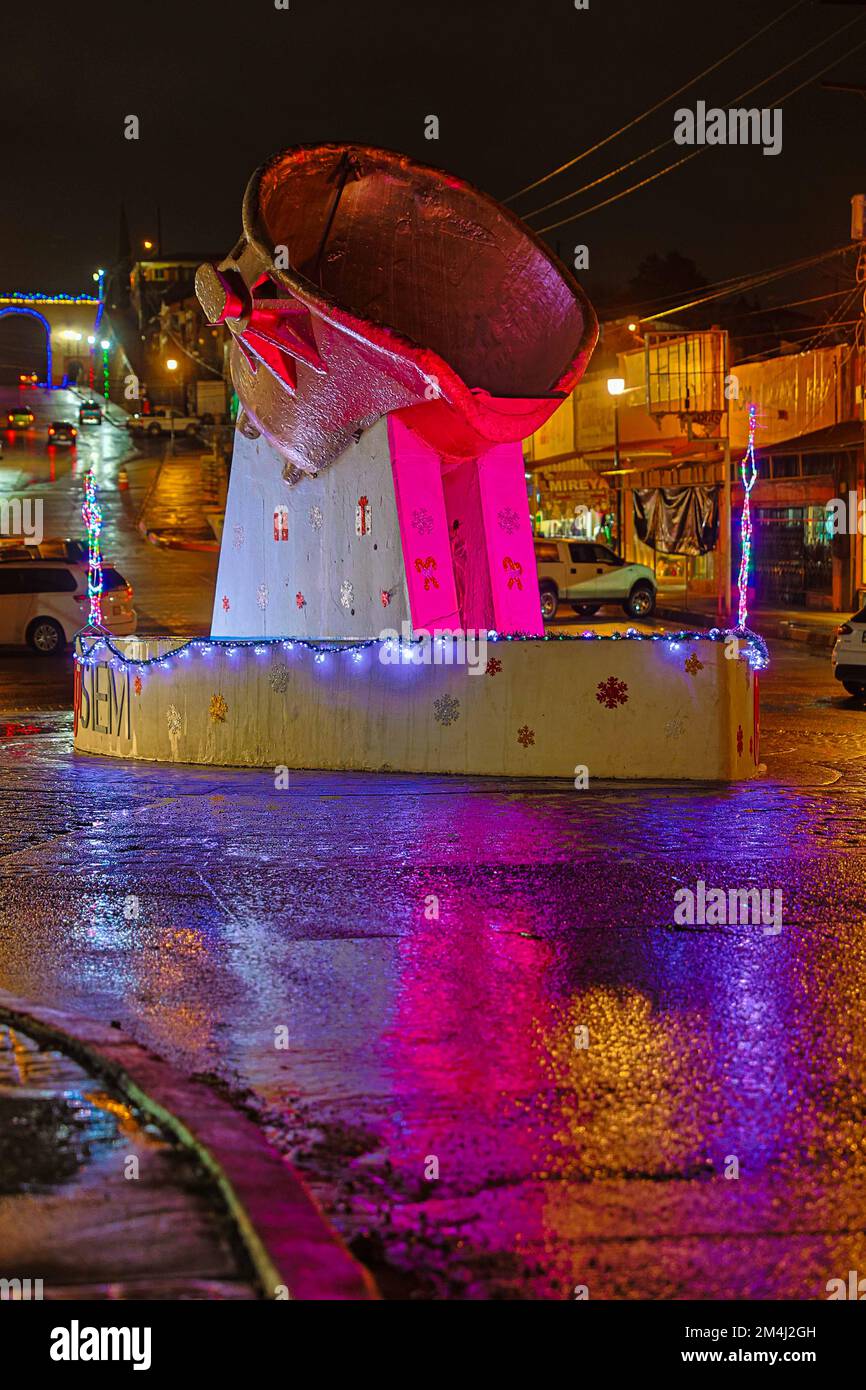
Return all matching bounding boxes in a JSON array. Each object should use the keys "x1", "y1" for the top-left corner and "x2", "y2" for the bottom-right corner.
[
  {"x1": 0, "y1": 293, "x2": 99, "y2": 305},
  {"x1": 73, "y1": 625, "x2": 769, "y2": 673},
  {"x1": 81, "y1": 471, "x2": 103, "y2": 626},
  {"x1": 738, "y1": 403, "x2": 759, "y2": 630}
]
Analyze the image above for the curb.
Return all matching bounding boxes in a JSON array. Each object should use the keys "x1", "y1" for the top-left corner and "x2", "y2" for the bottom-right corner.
[
  {"x1": 147, "y1": 532, "x2": 219, "y2": 552},
  {"x1": 0, "y1": 990, "x2": 377, "y2": 1302},
  {"x1": 136, "y1": 521, "x2": 219, "y2": 552}
]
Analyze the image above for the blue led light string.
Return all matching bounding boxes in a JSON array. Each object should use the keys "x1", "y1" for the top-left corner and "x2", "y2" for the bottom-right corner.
[{"x1": 73, "y1": 626, "x2": 769, "y2": 672}]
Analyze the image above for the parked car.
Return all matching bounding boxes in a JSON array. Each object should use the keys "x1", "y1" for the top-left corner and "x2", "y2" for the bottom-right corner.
[
  {"x1": 47, "y1": 421, "x2": 78, "y2": 446},
  {"x1": 0, "y1": 560, "x2": 137, "y2": 653},
  {"x1": 831, "y1": 607, "x2": 866, "y2": 695},
  {"x1": 535, "y1": 538, "x2": 657, "y2": 621},
  {"x1": 0, "y1": 537, "x2": 89, "y2": 563},
  {"x1": 6, "y1": 406, "x2": 35, "y2": 429},
  {"x1": 127, "y1": 407, "x2": 203, "y2": 438},
  {"x1": 78, "y1": 400, "x2": 103, "y2": 425}
]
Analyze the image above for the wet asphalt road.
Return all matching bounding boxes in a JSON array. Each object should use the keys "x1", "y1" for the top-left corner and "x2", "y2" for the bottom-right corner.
[
  {"x1": 1, "y1": 632, "x2": 866, "y2": 1299},
  {"x1": 3, "y1": 383, "x2": 866, "y2": 1298}
]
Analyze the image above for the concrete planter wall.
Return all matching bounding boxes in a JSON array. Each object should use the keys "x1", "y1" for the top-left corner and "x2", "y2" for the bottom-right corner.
[{"x1": 73, "y1": 634, "x2": 760, "y2": 781}]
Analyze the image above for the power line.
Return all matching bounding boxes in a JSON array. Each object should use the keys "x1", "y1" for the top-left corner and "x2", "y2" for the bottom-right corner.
[
  {"x1": 731, "y1": 287, "x2": 852, "y2": 317},
  {"x1": 639, "y1": 248, "x2": 850, "y2": 322},
  {"x1": 731, "y1": 316, "x2": 858, "y2": 343},
  {"x1": 623, "y1": 245, "x2": 854, "y2": 316},
  {"x1": 505, "y1": 0, "x2": 808, "y2": 202},
  {"x1": 523, "y1": 9, "x2": 866, "y2": 224},
  {"x1": 534, "y1": 33, "x2": 866, "y2": 234}
]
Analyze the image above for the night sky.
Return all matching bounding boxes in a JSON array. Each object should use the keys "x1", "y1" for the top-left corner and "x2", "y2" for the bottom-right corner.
[{"x1": 2, "y1": 0, "x2": 865, "y2": 305}]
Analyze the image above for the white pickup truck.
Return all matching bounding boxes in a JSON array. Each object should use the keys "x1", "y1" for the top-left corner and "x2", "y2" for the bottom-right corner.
[{"x1": 127, "y1": 407, "x2": 204, "y2": 438}]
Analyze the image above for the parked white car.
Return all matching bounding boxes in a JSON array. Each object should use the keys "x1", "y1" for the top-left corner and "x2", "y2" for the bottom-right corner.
[
  {"x1": 127, "y1": 407, "x2": 203, "y2": 438},
  {"x1": 0, "y1": 560, "x2": 137, "y2": 653},
  {"x1": 831, "y1": 609, "x2": 866, "y2": 695},
  {"x1": 535, "y1": 538, "x2": 657, "y2": 620}
]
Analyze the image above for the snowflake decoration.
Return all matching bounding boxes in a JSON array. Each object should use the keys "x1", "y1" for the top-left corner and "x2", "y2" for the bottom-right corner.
[
  {"x1": 166, "y1": 704, "x2": 182, "y2": 738},
  {"x1": 736, "y1": 724, "x2": 744, "y2": 756},
  {"x1": 485, "y1": 657, "x2": 502, "y2": 676},
  {"x1": 309, "y1": 506, "x2": 323, "y2": 531},
  {"x1": 517, "y1": 724, "x2": 535, "y2": 747},
  {"x1": 209, "y1": 692, "x2": 228, "y2": 723},
  {"x1": 270, "y1": 666, "x2": 290, "y2": 694},
  {"x1": 296, "y1": 591, "x2": 306, "y2": 609},
  {"x1": 684, "y1": 652, "x2": 704, "y2": 677},
  {"x1": 665, "y1": 714, "x2": 685, "y2": 739},
  {"x1": 411, "y1": 507, "x2": 434, "y2": 536},
  {"x1": 433, "y1": 694, "x2": 460, "y2": 726},
  {"x1": 232, "y1": 525, "x2": 245, "y2": 551},
  {"x1": 595, "y1": 676, "x2": 629, "y2": 709},
  {"x1": 380, "y1": 589, "x2": 392, "y2": 608},
  {"x1": 497, "y1": 506, "x2": 520, "y2": 535},
  {"x1": 222, "y1": 595, "x2": 230, "y2": 612},
  {"x1": 340, "y1": 580, "x2": 354, "y2": 610},
  {"x1": 133, "y1": 674, "x2": 142, "y2": 696},
  {"x1": 256, "y1": 584, "x2": 269, "y2": 610}
]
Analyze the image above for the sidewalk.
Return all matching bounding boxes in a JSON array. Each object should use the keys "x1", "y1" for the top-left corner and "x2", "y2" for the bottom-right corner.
[
  {"x1": 0, "y1": 997, "x2": 375, "y2": 1301},
  {"x1": 655, "y1": 591, "x2": 846, "y2": 651},
  {"x1": 0, "y1": 1020, "x2": 256, "y2": 1299},
  {"x1": 137, "y1": 450, "x2": 223, "y2": 552}
]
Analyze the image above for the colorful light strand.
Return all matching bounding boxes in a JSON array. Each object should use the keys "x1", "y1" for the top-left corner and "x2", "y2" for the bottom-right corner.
[
  {"x1": 0, "y1": 292, "x2": 99, "y2": 305},
  {"x1": 81, "y1": 471, "x2": 104, "y2": 627},
  {"x1": 73, "y1": 625, "x2": 769, "y2": 673},
  {"x1": 737, "y1": 403, "x2": 759, "y2": 630}
]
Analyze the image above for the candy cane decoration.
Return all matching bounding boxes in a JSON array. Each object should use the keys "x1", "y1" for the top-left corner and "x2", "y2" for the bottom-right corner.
[
  {"x1": 737, "y1": 404, "x2": 758, "y2": 630},
  {"x1": 81, "y1": 469, "x2": 103, "y2": 627}
]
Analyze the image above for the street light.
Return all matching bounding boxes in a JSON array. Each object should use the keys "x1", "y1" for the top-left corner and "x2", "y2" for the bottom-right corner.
[
  {"x1": 166, "y1": 358, "x2": 178, "y2": 371},
  {"x1": 100, "y1": 339, "x2": 110, "y2": 351},
  {"x1": 143, "y1": 239, "x2": 154, "y2": 251}
]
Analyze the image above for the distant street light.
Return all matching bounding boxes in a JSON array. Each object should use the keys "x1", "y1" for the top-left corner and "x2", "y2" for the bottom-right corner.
[
  {"x1": 100, "y1": 339, "x2": 110, "y2": 350},
  {"x1": 87, "y1": 335, "x2": 95, "y2": 345},
  {"x1": 166, "y1": 358, "x2": 178, "y2": 371},
  {"x1": 143, "y1": 239, "x2": 154, "y2": 250}
]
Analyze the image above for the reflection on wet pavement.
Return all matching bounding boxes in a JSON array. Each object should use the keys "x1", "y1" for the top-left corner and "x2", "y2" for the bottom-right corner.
[{"x1": 1, "y1": 622, "x2": 866, "y2": 1296}]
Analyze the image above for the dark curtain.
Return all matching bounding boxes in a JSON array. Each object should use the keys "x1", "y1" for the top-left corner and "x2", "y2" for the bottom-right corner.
[{"x1": 632, "y1": 485, "x2": 720, "y2": 556}]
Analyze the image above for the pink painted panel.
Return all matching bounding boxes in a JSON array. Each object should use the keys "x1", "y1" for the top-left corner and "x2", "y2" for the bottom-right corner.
[
  {"x1": 387, "y1": 416, "x2": 460, "y2": 632},
  {"x1": 440, "y1": 459, "x2": 494, "y2": 631},
  {"x1": 477, "y1": 442, "x2": 544, "y2": 635}
]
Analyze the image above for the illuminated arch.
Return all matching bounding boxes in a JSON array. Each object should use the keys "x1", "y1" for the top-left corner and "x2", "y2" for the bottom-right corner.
[{"x1": 0, "y1": 306, "x2": 52, "y2": 385}]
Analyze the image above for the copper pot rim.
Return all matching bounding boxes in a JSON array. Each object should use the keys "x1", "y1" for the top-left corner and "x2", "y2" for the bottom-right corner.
[{"x1": 239, "y1": 141, "x2": 598, "y2": 401}]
